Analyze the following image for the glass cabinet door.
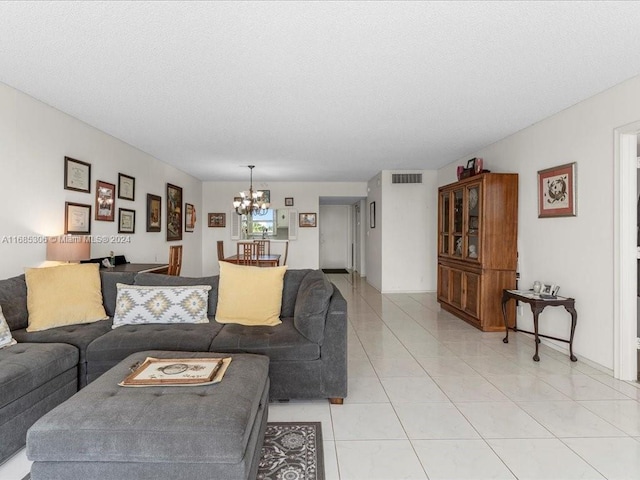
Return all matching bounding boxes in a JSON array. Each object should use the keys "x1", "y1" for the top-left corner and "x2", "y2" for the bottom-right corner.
[
  {"x1": 452, "y1": 188, "x2": 463, "y2": 258},
  {"x1": 465, "y1": 183, "x2": 480, "y2": 261},
  {"x1": 440, "y1": 192, "x2": 450, "y2": 255}
]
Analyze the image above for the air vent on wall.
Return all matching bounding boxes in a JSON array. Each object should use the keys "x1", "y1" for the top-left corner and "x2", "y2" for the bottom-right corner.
[{"x1": 392, "y1": 173, "x2": 422, "y2": 184}]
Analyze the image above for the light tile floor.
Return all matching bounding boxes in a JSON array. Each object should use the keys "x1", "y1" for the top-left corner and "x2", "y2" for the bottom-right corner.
[{"x1": 2, "y1": 273, "x2": 640, "y2": 480}]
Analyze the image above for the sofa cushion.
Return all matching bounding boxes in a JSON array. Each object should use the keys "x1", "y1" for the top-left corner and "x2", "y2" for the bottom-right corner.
[
  {"x1": 135, "y1": 273, "x2": 219, "y2": 316},
  {"x1": 0, "y1": 342, "x2": 78, "y2": 410},
  {"x1": 209, "y1": 318, "x2": 320, "y2": 362},
  {"x1": 0, "y1": 306, "x2": 16, "y2": 349},
  {"x1": 25, "y1": 263, "x2": 108, "y2": 332},
  {"x1": 112, "y1": 284, "x2": 211, "y2": 328},
  {"x1": 294, "y1": 271, "x2": 333, "y2": 344},
  {"x1": 0, "y1": 274, "x2": 28, "y2": 331},
  {"x1": 85, "y1": 322, "x2": 224, "y2": 380},
  {"x1": 216, "y1": 262, "x2": 287, "y2": 326},
  {"x1": 12, "y1": 320, "x2": 113, "y2": 386},
  {"x1": 100, "y1": 271, "x2": 136, "y2": 317}
]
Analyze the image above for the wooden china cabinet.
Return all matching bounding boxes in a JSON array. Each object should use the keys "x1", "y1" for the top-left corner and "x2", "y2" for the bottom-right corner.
[{"x1": 437, "y1": 173, "x2": 518, "y2": 331}]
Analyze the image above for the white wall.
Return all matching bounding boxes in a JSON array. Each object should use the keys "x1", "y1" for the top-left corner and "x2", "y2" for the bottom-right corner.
[
  {"x1": 0, "y1": 83, "x2": 203, "y2": 278},
  {"x1": 439, "y1": 74, "x2": 640, "y2": 370},
  {"x1": 201, "y1": 181, "x2": 367, "y2": 275},
  {"x1": 381, "y1": 170, "x2": 438, "y2": 293},
  {"x1": 365, "y1": 170, "x2": 438, "y2": 293},
  {"x1": 366, "y1": 174, "x2": 383, "y2": 291}
]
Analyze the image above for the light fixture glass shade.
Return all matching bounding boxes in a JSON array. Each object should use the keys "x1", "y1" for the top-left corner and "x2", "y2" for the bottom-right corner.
[
  {"x1": 46, "y1": 235, "x2": 91, "y2": 262},
  {"x1": 234, "y1": 165, "x2": 270, "y2": 216}
]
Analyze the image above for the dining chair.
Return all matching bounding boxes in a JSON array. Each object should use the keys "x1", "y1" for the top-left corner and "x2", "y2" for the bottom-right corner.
[
  {"x1": 168, "y1": 245, "x2": 183, "y2": 276},
  {"x1": 217, "y1": 240, "x2": 225, "y2": 261},
  {"x1": 255, "y1": 239, "x2": 270, "y2": 256},
  {"x1": 281, "y1": 240, "x2": 289, "y2": 266},
  {"x1": 237, "y1": 242, "x2": 258, "y2": 266}
]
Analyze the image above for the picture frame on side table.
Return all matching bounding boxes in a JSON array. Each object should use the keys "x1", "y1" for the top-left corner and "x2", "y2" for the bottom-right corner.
[
  {"x1": 166, "y1": 183, "x2": 183, "y2": 241},
  {"x1": 118, "y1": 208, "x2": 135, "y2": 234},
  {"x1": 65, "y1": 202, "x2": 91, "y2": 234},
  {"x1": 542, "y1": 283, "x2": 560, "y2": 296},
  {"x1": 146, "y1": 193, "x2": 161, "y2": 232},
  {"x1": 118, "y1": 173, "x2": 135, "y2": 201},
  {"x1": 208, "y1": 213, "x2": 226, "y2": 228},
  {"x1": 64, "y1": 156, "x2": 91, "y2": 193},
  {"x1": 185, "y1": 203, "x2": 196, "y2": 232},
  {"x1": 299, "y1": 212, "x2": 317, "y2": 228},
  {"x1": 95, "y1": 180, "x2": 115, "y2": 221},
  {"x1": 538, "y1": 162, "x2": 577, "y2": 218}
]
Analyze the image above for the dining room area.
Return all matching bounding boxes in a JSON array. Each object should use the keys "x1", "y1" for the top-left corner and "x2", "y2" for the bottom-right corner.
[{"x1": 218, "y1": 239, "x2": 288, "y2": 267}]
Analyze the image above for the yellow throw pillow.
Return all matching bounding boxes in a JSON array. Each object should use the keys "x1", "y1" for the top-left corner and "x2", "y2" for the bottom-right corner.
[
  {"x1": 215, "y1": 262, "x2": 287, "y2": 326},
  {"x1": 25, "y1": 263, "x2": 108, "y2": 332}
]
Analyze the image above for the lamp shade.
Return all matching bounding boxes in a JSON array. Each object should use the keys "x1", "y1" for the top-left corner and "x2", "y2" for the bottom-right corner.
[{"x1": 46, "y1": 236, "x2": 91, "y2": 262}]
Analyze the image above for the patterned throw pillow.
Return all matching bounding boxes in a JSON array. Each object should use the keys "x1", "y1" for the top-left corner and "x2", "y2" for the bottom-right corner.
[
  {"x1": 0, "y1": 305, "x2": 17, "y2": 349},
  {"x1": 112, "y1": 284, "x2": 211, "y2": 329}
]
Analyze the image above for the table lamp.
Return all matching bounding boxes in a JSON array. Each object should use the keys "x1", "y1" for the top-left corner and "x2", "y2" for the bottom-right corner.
[{"x1": 46, "y1": 236, "x2": 91, "y2": 263}]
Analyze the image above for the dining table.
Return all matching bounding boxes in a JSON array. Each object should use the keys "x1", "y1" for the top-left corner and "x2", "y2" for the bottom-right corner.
[
  {"x1": 109, "y1": 263, "x2": 170, "y2": 274},
  {"x1": 222, "y1": 254, "x2": 281, "y2": 267}
]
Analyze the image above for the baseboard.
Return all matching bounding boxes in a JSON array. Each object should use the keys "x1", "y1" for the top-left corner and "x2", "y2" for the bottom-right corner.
[
  {"x1": 380, "y1": 289, "x2": 435, "y2": 294},
  {"x1": 537, "y1": 337, "x2": 613, "y2": 376}
]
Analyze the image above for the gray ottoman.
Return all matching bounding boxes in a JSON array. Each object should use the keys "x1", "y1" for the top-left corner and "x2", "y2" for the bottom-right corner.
[{"x1": 27, "y1": 351, "x2": 270, "y2": 480}]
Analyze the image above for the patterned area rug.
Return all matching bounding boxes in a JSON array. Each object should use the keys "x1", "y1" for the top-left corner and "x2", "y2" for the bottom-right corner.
[
  {"x1": 259, "y1": 422, "x2": 324, "y2": 480},
  {"x1": 22, "y1": 422, "x2": 324, "y2": 480}
]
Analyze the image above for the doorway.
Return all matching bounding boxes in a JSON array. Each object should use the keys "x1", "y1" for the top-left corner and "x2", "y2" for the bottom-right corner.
[
  {"x1": 637, "y1": 136, "x2": 640, "y2": 381},
  {"x1": 614, "y1": 124, "x2": 639, "y2": 381},
  {"x1": 319, "y1": 205, "x2": 350, "y2": 270},
  {"x1": 318, "y1": 196, "x2": 367, "y2": 273}
]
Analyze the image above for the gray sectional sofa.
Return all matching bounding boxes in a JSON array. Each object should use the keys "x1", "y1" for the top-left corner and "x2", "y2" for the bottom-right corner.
[{"x1": 0, "y1": 268, "x2": 348, "y2": 464}]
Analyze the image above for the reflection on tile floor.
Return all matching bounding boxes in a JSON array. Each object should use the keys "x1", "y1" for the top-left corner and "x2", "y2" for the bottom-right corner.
[{"x1": 2, "y1": 273, "x2": 640, "y2": 480}]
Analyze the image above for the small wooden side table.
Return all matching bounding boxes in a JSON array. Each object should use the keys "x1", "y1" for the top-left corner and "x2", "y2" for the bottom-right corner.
[{"x1": 501, "y1": 289, "x2": 578, "y2": 362}]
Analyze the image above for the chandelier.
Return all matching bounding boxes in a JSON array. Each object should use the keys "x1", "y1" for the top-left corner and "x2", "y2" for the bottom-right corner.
[{"x1": 233, "y1": 165, "x2": 270, "y2": 216}]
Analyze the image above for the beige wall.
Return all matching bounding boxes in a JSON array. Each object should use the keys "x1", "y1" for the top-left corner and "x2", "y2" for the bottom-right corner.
[
  {"x1": 0, "y1": 82, "x2": 203, "y2": 278},
  {"x1": 439, "y1": 74, "x2": 640, "y2": 370}
]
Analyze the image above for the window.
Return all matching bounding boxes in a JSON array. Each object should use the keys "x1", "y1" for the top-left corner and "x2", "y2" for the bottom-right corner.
[
  {"x1": 252, "y1": 209, "x2": 275, "y2": 235},
  {"x1": 241, "y1": 209, "x2": 275, "y2": 237}
]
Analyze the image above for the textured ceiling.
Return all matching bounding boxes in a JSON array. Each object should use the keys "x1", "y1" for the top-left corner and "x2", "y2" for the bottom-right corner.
[{"x1": 2, "y1": 1, "x2": 640, "y2": 182}]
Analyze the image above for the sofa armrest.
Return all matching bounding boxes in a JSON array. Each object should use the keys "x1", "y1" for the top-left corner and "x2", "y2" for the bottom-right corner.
[
  {"x1": 318, "y1": 285, "x2": 348, "y2": 398},
  {"x1": 293, "y1": 271, "x2": 333, "y2": 343}
]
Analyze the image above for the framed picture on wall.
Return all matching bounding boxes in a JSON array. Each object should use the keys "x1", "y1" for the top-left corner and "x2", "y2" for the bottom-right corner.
[
  {"x1": 118, "y1": 173, "x2": 135, "y2": 201},
  {"x1": 65, "y1": 202, "x2": 91, "y2": 234},
  {"x1": 285, "y1": 197, "x2": 294, "y2": 207},
  {"x1": 369, "y1": 201, "x2": 376, "y2": 228},
  {"x1": 538, "y1": 162, "x2": 577, "y2": 218},
  {"x1": 208, "y1": 213, "x2": 226, "y2": 227},
  {"x1": 95, "y1": 180, "x2": 115, "y2": 221},
  {"x1": 299, "y1": 212, "x2": 317, "y2": 227},
  {"x1": 64, "y1": 156, "x2": 91, "y2": 193},
  {"x1": 118, "y1": 208, "x2": 135, "y2": 234},
  {"x1": 146, "y1": 193, "x2": 161, "y2": 232},
  {"x1": 185, "y1": 203, "x2": 196, "y2": 232},
  {"x1": 166, "y1": 183, "x2": 183, "y2": 241}
]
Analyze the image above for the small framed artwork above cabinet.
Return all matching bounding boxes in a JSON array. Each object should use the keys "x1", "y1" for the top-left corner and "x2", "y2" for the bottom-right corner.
[{"x1": 437, "y1": 173, "x2": 518, "y2": 331}]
